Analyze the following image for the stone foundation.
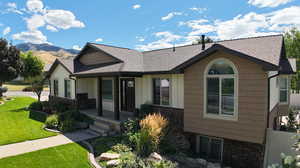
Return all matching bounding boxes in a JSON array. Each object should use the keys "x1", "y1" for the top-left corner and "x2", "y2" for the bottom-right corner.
[{"x1": 222, "y1": 139, "x2": 265, "y2": 168}]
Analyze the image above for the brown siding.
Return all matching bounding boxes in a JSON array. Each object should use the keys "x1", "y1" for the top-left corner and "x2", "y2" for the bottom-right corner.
[
  {"x1": 79, "y1": 51, "x2": 117, "y2": 66},
  {"x1": 184, "y1": 51, "x2": 268, "y2": 144},
  {"x1": 278, "y1": 104, "x2": 289, "y2": 116}
]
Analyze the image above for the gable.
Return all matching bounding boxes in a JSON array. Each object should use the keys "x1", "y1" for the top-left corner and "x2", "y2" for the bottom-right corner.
[
  {"x1": 79, "y1": 47, "x2": 119, "y2": 66},
  {"x1": 49, "y1": 63, "x2": 71, "y2": 79}
]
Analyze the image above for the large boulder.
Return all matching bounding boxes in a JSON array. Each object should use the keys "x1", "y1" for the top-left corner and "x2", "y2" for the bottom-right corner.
[
  {"x1": 149, "y1": 152, "x2": 163, "y2": 161},
  {"x1": 107, "y1": 159, "x2": 120, "y2": 166},
  {"x1": 99, "y1": 153, "x2": 120, "y2": 161}
]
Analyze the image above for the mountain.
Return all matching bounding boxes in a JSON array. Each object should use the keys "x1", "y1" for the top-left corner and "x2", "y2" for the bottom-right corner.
[
  {"x1": 16, "y1": 43, "x2": 79, "y2": 55},
  {"x1": 16, "y1": 43, "x2": 79, "y2": 65}
]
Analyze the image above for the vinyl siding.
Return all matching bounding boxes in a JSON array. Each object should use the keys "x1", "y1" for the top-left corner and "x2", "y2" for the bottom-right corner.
[
  {"x1": 184, "y1": 51, "x2": 268, "y2": 144},
  {"x1": 135, "y1": 74, "x2": 184, "y2": 109},
  {"x1": 79, "y1": 50, "x2": 117, "y2": 66},
  {"x1": 49, "y1": 64, "x2": 75, "y2": 99}
]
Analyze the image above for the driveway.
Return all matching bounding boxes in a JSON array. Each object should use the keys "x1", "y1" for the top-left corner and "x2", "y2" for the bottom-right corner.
[{"x1": 4, "y1": 91, "x2": 49, "y2": 101}]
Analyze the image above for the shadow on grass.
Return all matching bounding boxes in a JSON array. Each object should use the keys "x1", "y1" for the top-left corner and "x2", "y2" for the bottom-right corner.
[
  {"x1": 29, "y1": 110, "x2": 47, "y2": 123},
  {"x1": 9, "y1": 107, "x2": 28, "y2": 113}
]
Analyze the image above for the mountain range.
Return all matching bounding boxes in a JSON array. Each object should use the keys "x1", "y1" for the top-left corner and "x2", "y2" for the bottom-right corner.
[{"x1": 16, "y1": 43, "x2": 79, "y2": 65}]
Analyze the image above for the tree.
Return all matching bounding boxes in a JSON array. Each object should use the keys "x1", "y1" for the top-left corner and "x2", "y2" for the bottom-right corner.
[
  {"x1": 21, "y1": 52, "x2": 45, "y2": 101},
  {"x1": 0, "y1": 39, "x2": 23, "y2": 97},
  {"x1": 193, "y1": 36, "x2": 214, "y2": 44},
  {"x1": 284, "y1": 28, "x2": 300, "y2": 92},
  {"x1": 286, "y1": 108, "x2": 298, "y2": 131}
]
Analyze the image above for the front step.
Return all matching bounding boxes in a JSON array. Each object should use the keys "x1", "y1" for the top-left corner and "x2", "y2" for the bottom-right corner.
[{"x1": 89, "y1": 125, "x2": 109, "y2": 136}]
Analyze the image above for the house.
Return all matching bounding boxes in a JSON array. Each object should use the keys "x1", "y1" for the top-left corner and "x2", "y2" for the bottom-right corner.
[{"x1": 46, "y1": 35, "x2": 296, "y2": 168}]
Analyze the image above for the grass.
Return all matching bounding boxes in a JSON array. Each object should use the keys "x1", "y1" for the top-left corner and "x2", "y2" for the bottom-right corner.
[
  {"x1": 0, "y1": 97, "x2": 57, "y2": 145},
  {"x1": 0, "y1": 143, "x2": 93, "y2": 168}
]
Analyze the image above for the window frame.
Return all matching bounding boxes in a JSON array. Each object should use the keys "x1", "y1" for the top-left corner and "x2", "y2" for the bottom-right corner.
[
  {"x1": 279, "y1": 76, "x2": 289, "y2": 104},
  {"x1": 152, "y1": 78, "x2": 171, "y2": 106},
  {"x1": 102, "y1": 79, "x2": 114, "y2": 101},
  {"x1": 196, "y1": 135, "x2": 224, "y2": 162},
  {"x1": 64, "y1": 79, "x2": 71, "y2": 98},
  {"x1": 203, "y1": 58, "x2": 239, "y2": 121},
  {"x1": 53, "y1": 79, "x2": 59, "y2": 96}
]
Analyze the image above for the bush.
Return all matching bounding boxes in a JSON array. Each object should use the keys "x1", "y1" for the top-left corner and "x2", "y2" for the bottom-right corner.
[
  {"x1": 140, "y1": 113, "x2": 169, "y2": 151},
  {"x1": 22, "y1": 86, "x2": 33, "y2": 92},
  {"x1": 122, "y1": 119, "x2": 140, "y2": 136},
  {"x1": 112, "y1": 143, "x2": 132, "y2": 153},
  {"x1": 29, "y1": 101, "x2": 43, "y2": 111},
  {"x1": 42, "y1": 101, "x2": 52, "y2": 114},
  {"x1": 59, "y1": 118, "x2": 76, "y2": 132},
  {"x1": 130, "y1": 129, "x2": 154, "y2": 157},
  {"x1": 0, "y1": 86, "x2": 8, "y2": 95},
  {"x1": 52, "y1": 102, "x2": 70, "y2": 113},
  {"x1": 140, "y1": 104, "x2": 153, "y2": 117},
  {"x1": 45, "y1": 114, "x2": 59, "y2": 129}
]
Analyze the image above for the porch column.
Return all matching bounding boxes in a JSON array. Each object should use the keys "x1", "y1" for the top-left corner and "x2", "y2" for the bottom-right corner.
[
  {"x1": 114, "y1": 76, "x2": 120, "y2": 120},
  {"x1": 97, "y1": 77, "x2": 103, "y2": 116}
]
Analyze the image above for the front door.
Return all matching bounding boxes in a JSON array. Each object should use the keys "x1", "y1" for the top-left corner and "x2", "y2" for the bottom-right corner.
[{"x1": 121, "y1": 78, "x2": 135, "y2": 112}]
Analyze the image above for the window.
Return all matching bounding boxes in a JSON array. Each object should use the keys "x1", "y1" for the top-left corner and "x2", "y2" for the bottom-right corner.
[
  {"x1": 153, "y1": 78, "x2": 170, "y2": 106},
  {"x1": 102, "y1": 80, "x2": 113, "y2": 100},
  {"x1": 279, "y1": 77, "x2": 289, "y2": 103},
  {"x1": 197, "y1": 135, "x2": 223, "y2": 162},
  {"x1": 53, "y1": 80, "x2": 59, "y2": 96},
  {"x1": 64, "y1": 80, "x2": 71, "y2": 98},
  {"x1": 204, "y1": 59, "x2": 238, "y2": 120}
]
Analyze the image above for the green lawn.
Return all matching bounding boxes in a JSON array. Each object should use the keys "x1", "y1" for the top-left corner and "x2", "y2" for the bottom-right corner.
[
  {"x1": 0, "y1": 97, "x2": 57, "y2": 145},
  {"x1": 0, "y1": 143, "x2": 93, "y2": 168}
]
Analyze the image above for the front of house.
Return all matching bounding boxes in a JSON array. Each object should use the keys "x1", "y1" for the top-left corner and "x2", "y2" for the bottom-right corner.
[{"x1": 47, "y1": 35, "x2": 296, "y2": 168}]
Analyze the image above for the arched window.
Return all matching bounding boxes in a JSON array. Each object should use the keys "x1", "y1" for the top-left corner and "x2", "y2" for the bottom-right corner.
[{"x1": 204, "y1": 58, "x2": 238, "y2": 120}]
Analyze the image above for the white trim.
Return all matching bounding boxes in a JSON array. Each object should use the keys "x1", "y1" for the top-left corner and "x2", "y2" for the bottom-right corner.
[
  {"x1": 203, "y1": 58, "x2": 239, "y2": 121},
  {"x1": 152, "y1": 77, "x2": 172, "y2": 106}
]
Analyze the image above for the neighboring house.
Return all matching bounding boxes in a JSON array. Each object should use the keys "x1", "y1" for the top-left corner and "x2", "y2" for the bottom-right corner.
[{"x1": 46, "y1": 35, "x2": 296, "y2": 168}]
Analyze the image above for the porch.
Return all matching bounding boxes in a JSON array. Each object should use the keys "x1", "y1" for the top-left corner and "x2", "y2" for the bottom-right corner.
[{"x1": 76, "y1": 75, "x2": 139, "y2": 122}]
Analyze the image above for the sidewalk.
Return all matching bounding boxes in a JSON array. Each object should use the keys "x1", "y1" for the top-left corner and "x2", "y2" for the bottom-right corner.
[{"x1": 0, "y1": 130, "x2": 99, "y2": 159}]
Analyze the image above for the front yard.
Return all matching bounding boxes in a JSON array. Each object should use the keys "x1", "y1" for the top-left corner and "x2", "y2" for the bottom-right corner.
[
  {"x1": 0, "y1": 97, "x2": 57, "y2": 145},
  {"x1": 0, "y1": 143, "x2": 92, "y2": 168}
]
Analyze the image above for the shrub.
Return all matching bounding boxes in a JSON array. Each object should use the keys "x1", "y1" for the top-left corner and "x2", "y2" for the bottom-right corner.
[
  {"x1": 140, "y1": 113, "x2": 169, "y2": 151},
  {"x1": 52, "y1": 102, "x2": 70, "y2": 113},
  {"x1": 286, "y1": 108, "x2": 299, "y2": 131},
  {"x1": 0, "y1": 86, "x2": 8, "y2": 95},
  {"x1": 29, "y1": 101, "x2": 43, "y2": 111},
  {"x1": 45, "y1": 114, "x2": 59, "y2": 129},
  {"x1": 130, "y1": 129, "x2": 154, "y2": 157},
  {"x1": 42, "y1": 101, "x2": 52, "y2": 114},
  {"x1": 122, "y1": 119, "x2": 140, "y2": 136},
  {"x1": 139, "y1": 104, "x2": 153, "y2": 117},
  {"x1": 112, "y1": 143, "x2": 132, "y2": 153},
  {"x1": 22, "y1": 86, "x2": 33, "y2": 92},
  {"x1": 59, "y1": 118, "x2": 75, "y2": 132}
]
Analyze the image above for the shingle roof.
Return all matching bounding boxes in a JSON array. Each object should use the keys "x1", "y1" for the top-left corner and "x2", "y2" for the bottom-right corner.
[
  {"x1": 58, "y1": 34, "x2": 294, "y2": 76},
  {"x1": 58, "y1": 56, "x2": 74, "y2": 73}
]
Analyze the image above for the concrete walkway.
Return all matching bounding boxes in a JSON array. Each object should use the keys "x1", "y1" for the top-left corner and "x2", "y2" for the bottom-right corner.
[{"x1": 0, "y1": 130, "x2": 99, "y2": 159}]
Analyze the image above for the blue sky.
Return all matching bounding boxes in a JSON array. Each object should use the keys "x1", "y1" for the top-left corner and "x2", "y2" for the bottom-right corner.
[{"x1": 0, "y1": 0, "x2": 299, "y2": 51}]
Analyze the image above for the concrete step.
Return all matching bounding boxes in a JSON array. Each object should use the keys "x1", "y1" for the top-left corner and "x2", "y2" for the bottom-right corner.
[
  {"x1": 89, "y1": 125, "x2": 108, "y2": 136},
  {"x1": 93, "y1": 121, "x2": 111, "y2": 130},
  {"x1": 86, "y1": 129, "x2": 101, "y2": 137}
]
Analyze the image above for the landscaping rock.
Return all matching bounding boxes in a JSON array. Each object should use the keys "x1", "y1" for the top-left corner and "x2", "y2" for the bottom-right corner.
[
  {"x1": 99, "y1": 153, "x2": 120, "y2": 161},
  {"x1": 107, "y1": 159, "x2": 120, "y2": 166},
  {"x1": 149, "y1": 152, "x2": 163, "y2": 161}
]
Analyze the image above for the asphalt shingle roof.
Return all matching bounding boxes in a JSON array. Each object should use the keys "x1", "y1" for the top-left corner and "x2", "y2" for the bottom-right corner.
[{"x1": 51, "y1": 35, "x2": 294, "y2": 76}]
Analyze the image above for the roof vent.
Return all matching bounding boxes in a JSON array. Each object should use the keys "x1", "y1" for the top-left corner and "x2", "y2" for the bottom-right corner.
[{"x1": 201, "y1": 35, "x2": 205, "y2": 50}]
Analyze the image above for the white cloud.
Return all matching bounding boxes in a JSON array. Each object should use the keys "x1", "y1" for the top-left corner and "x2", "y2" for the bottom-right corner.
[
  {"x1": 132, "y1": 4, "x2": 141, "y2": 9},
  {"x1": 267, "y1": 6, "x2": 300, "y2": 31},
  {"x1": 135, "y1": 31, "x2": 182, "y2": 51},
  {"x1": 2, "y1": 27, "x2": 11, "y2": 36},
  {"x1": 189, "y1": 7, "x2": 207, "y2": 13},
  {"x1": 12, "y1": 30, "x2": 48, "y2": 44},
  {"x1": 72, "y1": 45, "x2": 82, "y2": 50},
  {"x1": 26, "y1": 14, "x2": 45, "y2": 30},
  {"x1": 6, "y1": 2, "x2": 23, "y2": 15},
  {"x1": 248, "y1": 0, "x2": 293, "y2": 8},
  {"x1": 26, "y1": 0, "x2": 44, "y2": 13},
  {"x1": 44, "y1": 10, "x2": 85, "y2": 29},
  {"x1": 46, "y1": 25, "x2": 58, "y2": 32},
  {"x1": 136, "y1": 36, "x2": 145, "y2": 42},
  {"x1": 95, "y1": 38, "x2": 103, "y2": 42},
  {"x1": 161, "y1": 12, "x2": 183, "y2": 21}
]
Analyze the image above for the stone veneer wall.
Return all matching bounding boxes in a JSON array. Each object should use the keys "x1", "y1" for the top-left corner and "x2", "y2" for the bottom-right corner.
[{"x1": 222, "y1": 139, "x2": 265, "y2": 168}]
